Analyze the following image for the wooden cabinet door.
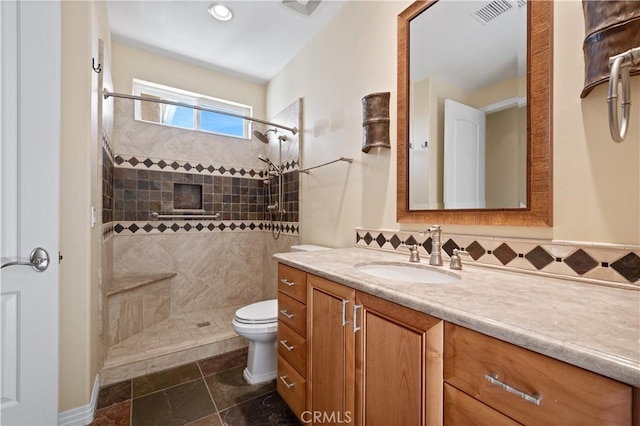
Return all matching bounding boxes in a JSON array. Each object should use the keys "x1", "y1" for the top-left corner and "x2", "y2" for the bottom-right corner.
[
  {"x1": 307, "y1": 275, "x2": 356, "y2": 425},
  {"x1": 355, "y1": 291, "x2": 444, "y2": 426}
]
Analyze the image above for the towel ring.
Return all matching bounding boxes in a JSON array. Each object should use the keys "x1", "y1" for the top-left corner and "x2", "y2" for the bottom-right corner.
[{"x1": 607, "y1": 47, "x2": 640, "y2": 143}]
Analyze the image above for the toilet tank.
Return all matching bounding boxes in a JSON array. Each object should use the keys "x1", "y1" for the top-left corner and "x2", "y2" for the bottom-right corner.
[{"x1": 290, "y1": 244, "x2": 330, "y2": 252}]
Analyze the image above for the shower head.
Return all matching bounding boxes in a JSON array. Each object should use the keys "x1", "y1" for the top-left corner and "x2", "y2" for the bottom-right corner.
[
  {"x1": 257, "y1": 154, "x2": 280, "y2": 172},
  {"x1": 253, "y1": 128, "x2": 277, "y2": 144}
]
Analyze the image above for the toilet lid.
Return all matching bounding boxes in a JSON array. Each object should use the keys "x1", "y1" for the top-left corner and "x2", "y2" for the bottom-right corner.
[{"x1": 235, "y1": 299, "x2": 277, "y2": 324}]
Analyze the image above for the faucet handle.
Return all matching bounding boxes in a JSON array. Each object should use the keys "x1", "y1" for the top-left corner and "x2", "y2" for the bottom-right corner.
[
  {"x1": 450, "y1": 249, "x2": 469, "y2": 270},
  {"x1": 401, "y1": 244, "x2": 420, "y2": 263},
  {"x1": 419, "y1": 224, "x2": 441, "y2": 236}
]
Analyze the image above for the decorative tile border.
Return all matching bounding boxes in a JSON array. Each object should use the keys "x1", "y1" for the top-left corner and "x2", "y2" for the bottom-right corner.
[
  {"x1": 102, "y1": 129, "x2": 114, "y2": 163},
  {"x1": 113, "y1": 220, "x2": 299, "y2": 236},
  {"x1": 114, "y1": 154, "x2": 299, "y2": 179},
  {"x1": 355, "y1": 228, "x2": 640, "y2": 288}
]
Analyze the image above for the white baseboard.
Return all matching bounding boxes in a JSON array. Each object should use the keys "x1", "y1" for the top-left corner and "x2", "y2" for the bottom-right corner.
[{"x1": 58, "y1": 375, "x2": 100, "y2": 426}]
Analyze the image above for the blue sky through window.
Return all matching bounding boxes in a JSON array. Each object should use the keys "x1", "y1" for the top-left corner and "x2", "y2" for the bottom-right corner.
[
  {"x1": 201, "y1": 110, "x2": 244, "y2": 137},
  {"x1": 168, "y1": 106, "x2": 194, "y2": 129}
]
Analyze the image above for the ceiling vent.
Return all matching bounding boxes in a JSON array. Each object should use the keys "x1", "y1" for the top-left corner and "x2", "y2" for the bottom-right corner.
[
  {"x1": 471, "y1": 0, "x2": 515, "y2": 25},
  {"x1": 281, "y1": 0, "x2": 322, "y2": 17}
]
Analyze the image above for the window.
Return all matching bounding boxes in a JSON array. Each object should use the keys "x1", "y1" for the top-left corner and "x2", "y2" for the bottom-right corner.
[{"x1": 132, "y1": 79, "x2": 252, "y2": 139}]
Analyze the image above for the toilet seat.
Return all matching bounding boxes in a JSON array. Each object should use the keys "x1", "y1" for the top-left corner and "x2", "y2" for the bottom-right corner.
[{"x1": 234, "y1": 299, "x2": 277, "y2": 324}]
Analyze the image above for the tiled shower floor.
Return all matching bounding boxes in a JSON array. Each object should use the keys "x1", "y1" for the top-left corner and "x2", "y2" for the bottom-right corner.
[
  {"x1": 102, "y1": 306, "x2": 247, "y2": 385},
  {"x1": 92, "y1": 348, "x2": 300, "y2": 426}
]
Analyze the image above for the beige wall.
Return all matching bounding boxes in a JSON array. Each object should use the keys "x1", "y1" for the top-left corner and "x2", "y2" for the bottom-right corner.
[
  {"x1": 111, "y1": 43, "x2": 266, "y2": 122},
  {"x1": 268, "y1": 0, "x2": 639, "y2": 246},
  {"x1": 60, "y1": 0, "x2": 112, "y2": 412}
]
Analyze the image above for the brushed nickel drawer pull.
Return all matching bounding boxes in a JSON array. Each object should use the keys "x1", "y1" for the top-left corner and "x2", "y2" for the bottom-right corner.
[
  {"x1": 341, "y1": 299, "x2": 349, "y2": 327},
  {"x1": 353, "y1": 304, "x2": 362, "y2": 332},
  {"x1": 280, "y1": 278, "x2": 296, "y2": 287},
  {"x1": 485, "y1": 374, "x2": 542, "y2": 406},
  {"x1": 279, "y1": 375, "x2": 295, "y2": 389},
  {"x1": 280, "y1": 340, "x2": 295, "y2": 351},
  {"x1": 279, "y1": 309, "x2": 294, "y2": 319}
]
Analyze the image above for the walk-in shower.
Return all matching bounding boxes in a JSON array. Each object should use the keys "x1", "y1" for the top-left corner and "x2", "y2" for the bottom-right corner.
[{"x1": 255, "y1": 129, "x2": 287, "y2": 240}]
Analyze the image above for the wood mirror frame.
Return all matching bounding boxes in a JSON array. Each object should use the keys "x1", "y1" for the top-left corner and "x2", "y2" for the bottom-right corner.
[{"x1": 397, "y1": 0, "x2": 553, "y2": 226}]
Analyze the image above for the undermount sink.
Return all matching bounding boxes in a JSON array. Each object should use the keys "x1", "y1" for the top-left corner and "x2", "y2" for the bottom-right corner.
[{"x1": 355, "y1": 263, "x2": 460, "y2": 284}]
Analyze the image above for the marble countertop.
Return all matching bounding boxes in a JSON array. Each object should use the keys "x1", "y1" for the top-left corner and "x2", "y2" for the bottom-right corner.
[{"x1": 273, "y1": 247, "x2": 640, "y2": 387}]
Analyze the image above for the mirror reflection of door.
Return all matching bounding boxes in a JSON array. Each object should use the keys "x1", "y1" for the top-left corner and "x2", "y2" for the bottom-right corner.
[
  {"x1": 408, "y1": 0, "x2": 527, "y2": 210},
  {"x1": 444, "y1": 99, "x2": 486, "y2": 209}
]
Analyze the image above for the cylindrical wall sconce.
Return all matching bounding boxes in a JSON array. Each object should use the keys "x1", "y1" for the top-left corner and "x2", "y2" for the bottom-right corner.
[{"x1": 361, "y1": 92, "x2": 391, "y2": 153}]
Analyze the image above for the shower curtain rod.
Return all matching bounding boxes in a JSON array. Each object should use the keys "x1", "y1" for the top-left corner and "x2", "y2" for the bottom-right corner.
[{"x1": 103, "y1": 89, "x2": 298, "y2": 135}]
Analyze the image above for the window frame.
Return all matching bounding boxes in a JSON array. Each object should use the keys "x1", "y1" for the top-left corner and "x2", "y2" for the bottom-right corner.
[{"x1": 132, "y1": 79, "x2": 253, "y2": 139}]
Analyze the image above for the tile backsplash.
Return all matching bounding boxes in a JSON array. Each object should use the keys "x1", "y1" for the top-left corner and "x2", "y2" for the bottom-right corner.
[{"x1": 356, "y1": 228, "x2": 640, "y2": 288}]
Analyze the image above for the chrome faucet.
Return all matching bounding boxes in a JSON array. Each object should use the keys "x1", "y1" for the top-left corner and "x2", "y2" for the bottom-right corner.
[{"x1": 419, "y1": 225, "x2": 443, "y2": 266}]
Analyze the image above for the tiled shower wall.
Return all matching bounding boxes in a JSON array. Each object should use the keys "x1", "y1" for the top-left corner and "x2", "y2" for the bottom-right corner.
[{"x1": 101, "y1": 98, "x2": 302, "y2": 352}]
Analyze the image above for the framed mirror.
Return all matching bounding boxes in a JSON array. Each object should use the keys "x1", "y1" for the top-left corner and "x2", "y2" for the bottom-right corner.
[{"x1": 397, "y1": 0, "x2": 553, "y2": 226}]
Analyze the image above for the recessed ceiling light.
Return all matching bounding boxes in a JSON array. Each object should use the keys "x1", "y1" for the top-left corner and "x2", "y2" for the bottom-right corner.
[{"x1": 208, "y1": 3, "x2": 233, "y2": 21}]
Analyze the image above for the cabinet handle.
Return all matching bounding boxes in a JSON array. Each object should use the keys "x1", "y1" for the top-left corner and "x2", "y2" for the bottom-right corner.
[
  {"x1": 279, "y1": 340, "x2": 295, "y2": 351},
  {"x1": 353, "y1": 304, "x2": 362, "y2": 332},
  {"x1": 280, "y1": 278, "x2": 295, "y2": 287},
  {"x1": 485, "y1": 374, "x2": 542, "y2": 406},
  {"x1": 279, "y1": 375, "x2": 295, "y2": 389},
  {"x1": 341, "y1": 299, "x2": 349, "y2": 326},
  {"x1": 279, "y1": 309, "x2": 294, "y2": 319}
]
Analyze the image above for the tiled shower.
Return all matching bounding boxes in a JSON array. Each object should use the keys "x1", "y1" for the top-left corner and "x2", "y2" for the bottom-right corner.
[{"x1": 99, "y1": 98, "x2": 302, "y2": 385}]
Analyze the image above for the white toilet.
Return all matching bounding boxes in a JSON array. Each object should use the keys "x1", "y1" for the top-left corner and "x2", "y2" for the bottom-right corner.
[{"x1": 232, "y1": 244, "x2": 329, "y2": 384}]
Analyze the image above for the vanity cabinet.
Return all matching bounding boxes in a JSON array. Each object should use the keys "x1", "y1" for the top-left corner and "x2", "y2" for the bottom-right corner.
[
  {"x1": 276, "y1": 264, "x2": 308, "y2": 418},
  {"x1": 307, "y1": 273, "x2": 443, "y2": 426},
  {"x1": 444, "y1": 323, "x2": 633, "y2": 425}
]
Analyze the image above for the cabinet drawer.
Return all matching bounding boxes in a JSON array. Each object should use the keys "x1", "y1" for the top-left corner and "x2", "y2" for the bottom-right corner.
[
  {"x1": 277, "y1": 321, "x2": 306, "y2": 377},
  {"x1": 278, "y1": 292, "x2": 306, "y2": 337},
  {"x1": 444, "y1": 323, "x2": 632, "y2": 426},
  {"x1": 278, "y1": 264, "x2": 307, "y2": 303},
  {"x1": 277, "y1": 354, "x2": 306, "y2": 420},
  {"x1": 444, "y1": 383, "x2": 521, "y2": 426}
]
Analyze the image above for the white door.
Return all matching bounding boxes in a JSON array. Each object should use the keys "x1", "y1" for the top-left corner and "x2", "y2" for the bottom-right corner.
[
  {"x1": 1, "y1": 1, "x2": 60, "y2": 424},
  {"x1": 443, "y1": 99, "x2": 486, "y2": 209}
]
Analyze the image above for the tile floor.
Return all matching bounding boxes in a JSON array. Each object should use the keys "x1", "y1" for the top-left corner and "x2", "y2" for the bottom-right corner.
[{"x1": 91, "y1": 347, "x2": 300, "y2": 426}]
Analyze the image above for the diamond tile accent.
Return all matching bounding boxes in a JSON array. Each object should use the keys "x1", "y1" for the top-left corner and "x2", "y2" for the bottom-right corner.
[
  {"x1": 129, "y1": 157, "x2": 139, "y2": 166},
  {"x1": 465, "y1": 241, "x2": 485, "y2": 261},
  {"x1": 183, "y1": 223, "x2": 192, "y2": 231},
  {"x1": 196, "y1": 164, "x2": 204, "y2": 172},
  {"x1": 229, "y1": 168, "x2": 236, "y2": 175},
  {"x1": 422, "y1": 237, "x2": 433, "y2": 254},
  {"x1": 207, "y1": 223, "x2": 215, "y2": 231},
  {"x1": 564, "y1": 249, "x2": 598, "y2": 275},
  {"x1": 184, "y1": 163, "x2": 192, "y2": 171},
  {"x1": 363, "y1": 233, "x2": 373, "y2": 245},
  {"x1": 196, "y1": 223, "x2": 204, "y2": 231},
  {"x1": 218, "y1": 166, "x2": 226, "y2": 174},
  {"x1": 170, "y1": 223, "x2": 180, "y2": 232},
  {"x1": 157, "y1": 223, "x2": 167, "y2": 232},
  {"x1": 128, "y1": 224, "x2": 139, "y2": 233},
  {"x1": 219, "y1": 223, "x2": 226, "y2": 231},
  {"x1": 143, "y1": 159, "x2": 153, "y2": 168},
  {"x1": 404, "y1": 236, "x2": 418, "y2": 247},
  {"x1": 493, "y1": 243, "x2": 517, "y2": 265},
  {"x1": 442, "y1": 239, "x2": 460, "y2": 257},
  {"x1": 525, "y1": 246, "x2": 554, "y2": 270},
  {"x1": 114, "y1": 224, "x2": 124, "y2": 233},
  {"x1": 157, "y1": 160, "x2": 167, "y2": 169},
  {"x1": 375, "y1": 233, "x2": 386, "y2": 248},
  {"x1": 239, "y1": 223, "x2": 246, "y2": 230},
  {"x1": 114, "y1": 156, "x2": 124, "y2": 165},
  {"x1": 610, "y1": 252, "x2": 640, "y2": 282},
  {"x1": 142, "y1": 224, "x2": 153, "y2": 233},
  {"x1": 390, "y1": 235, "x2": 401, "y2": 249},
  {"x1": 207, "y1": 166, "x2": 215, "y2": 173},
  {"x1": 229, "y1": 223, "x2": 236, "y2": 230},
  {"x1": 171, "y1": 162, "x2": 180, "y2": 170}
]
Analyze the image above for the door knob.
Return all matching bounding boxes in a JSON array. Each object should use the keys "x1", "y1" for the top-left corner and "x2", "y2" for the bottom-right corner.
[{"x1": 1, "y1": 247, "x2": 50, "y2": 272}]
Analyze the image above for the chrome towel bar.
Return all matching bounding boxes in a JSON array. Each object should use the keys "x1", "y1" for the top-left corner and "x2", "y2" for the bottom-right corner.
[{"x1": 150, "y1": 212, "x2": 220, "y2": 220}]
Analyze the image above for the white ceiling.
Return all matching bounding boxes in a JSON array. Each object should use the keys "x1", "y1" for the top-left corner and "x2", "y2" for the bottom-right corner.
[{"x1": 106, "y1": 0, "x2": 348, "y2": 83}]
